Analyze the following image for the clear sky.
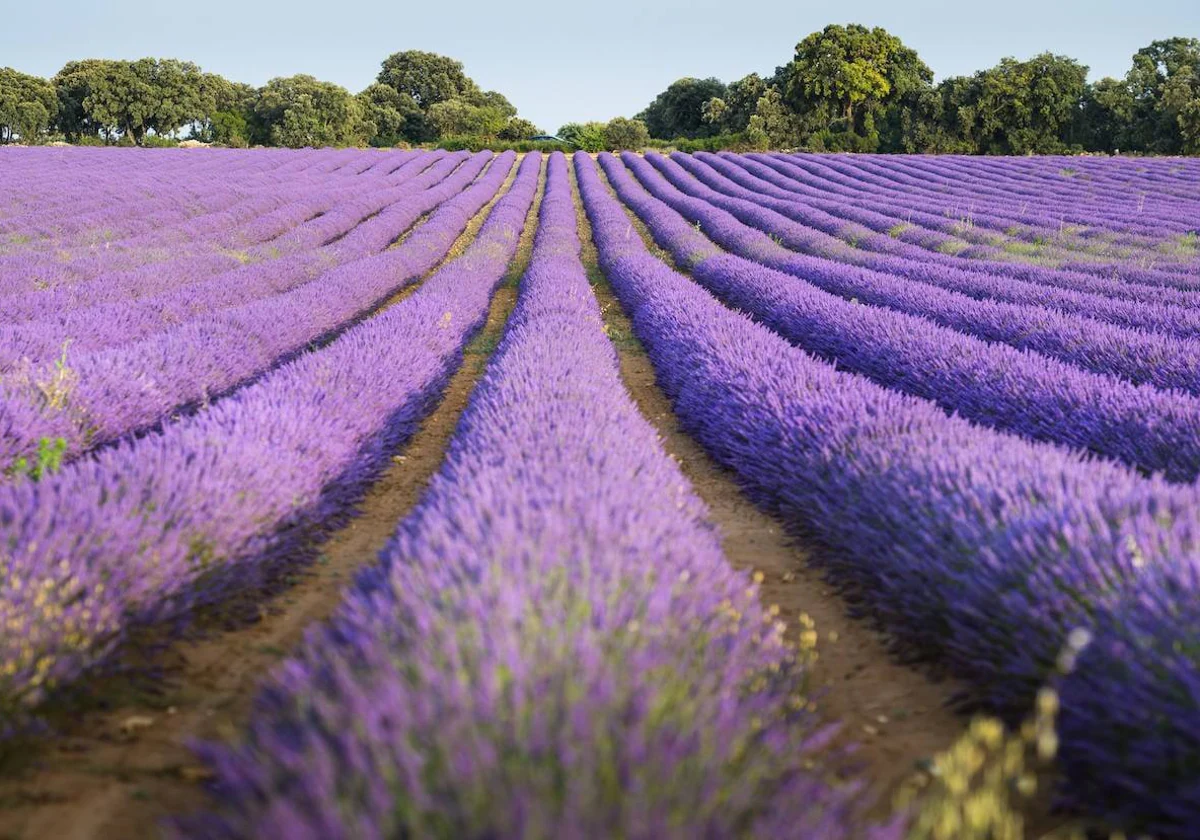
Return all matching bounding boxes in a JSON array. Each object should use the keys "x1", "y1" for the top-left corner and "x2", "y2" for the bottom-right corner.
[{"x1": 3, "y1": 0, "x2": 1197, "y2": 135}]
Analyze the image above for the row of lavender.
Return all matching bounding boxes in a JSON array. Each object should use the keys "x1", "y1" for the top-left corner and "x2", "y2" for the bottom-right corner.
[
  {"x1": 582, "y1": 152, "x2": 1199, "y2": 836},
  {"x1": 0, "y1": 152, "x2": 530, "y2": 725},
  {"x1": 603, "y1": 153, "x2": 1200, "y2": 482},
  {"x1": 615, "y1": 151, "x2": 1200, "y2": 479},
  {"x1": 181, "y1": 153, "x2": 893, "y2": 839},
  {"x1": 0, "y1": 149, "x2": 396, "y2": 297},
  {"x1": 0, "y1": 150, "x2": 501, "y2": 473},
  {"x1": 710, "y1": 153, "x2": 1200, "y2": 293},
  {"x1": 696, "y1": 153, "x2": 1200, "y2": 295},
  {"x1": 770, "y1": 152, "x2": 1200, "y2": 249}
]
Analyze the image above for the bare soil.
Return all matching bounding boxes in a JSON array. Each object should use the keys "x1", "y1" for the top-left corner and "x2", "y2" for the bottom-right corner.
[{"x1": 0, "y1": 160, "x2": 542, "y2": 840}]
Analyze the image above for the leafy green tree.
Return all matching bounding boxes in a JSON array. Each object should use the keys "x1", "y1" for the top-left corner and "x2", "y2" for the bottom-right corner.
[
  {"x1": 1079, "y1": 76, "x2": 1134, "y2": 152},
  {"x1": 497, "y1": 117, "x2": 540, "y2": 140},
  {"x1": 377, "y1": 50, "x2": 481, "y2": 108},
  {"x1": 1125, "y1": 38, "x2": 1200, "y2": 153},
  {"x1": 252, "y1": 75, "x2": 371, "y2": 148},
  {"x1": 703, "y1": 73, "x2": 769, "y2": 134},
  {"x1": 746, "y1": 86, "x2": 805, "y2": 149},
  {"x1": 964, "y1": 53, "x2": 1089, "y2": 154},
  {"x1": 52, "y1": 58, "x2": 210, "y2": 144},
  {"x1": 0, "y1": 68, "x2": 56, "y2": 143},
  {"x1": 780, "y1": 24, "x2": 931, "y2": 147},
  {"x1": 426, "y1": 97, "x2": 508, "y2": 137},
  {"x1": 558, "y1": 121, "x2": 607, "y2": 151},
  {"x1": 601, "y1": 116, "x2": 650, "y2": 149},
  {"x1": 357, "y1": 82, "x2": 418, "y2": 146},
  {"x1": 637, "y1": 77, "x2": 728, "y2": 139},
  {"x1": 475, "y1": 89, "x2": 517, "y2": 117}
]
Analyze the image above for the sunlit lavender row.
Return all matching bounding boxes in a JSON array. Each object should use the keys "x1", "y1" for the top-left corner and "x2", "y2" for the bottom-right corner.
[{"x1": 0, "y1": 145, "x2": 1197, "y2": 838}]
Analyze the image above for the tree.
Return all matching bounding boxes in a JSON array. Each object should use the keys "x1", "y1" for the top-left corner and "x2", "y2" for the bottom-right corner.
[
  {"x1": 602, "y1": 116, "x2": 650, "y2": 150},
  {"x1": 195, "y1": 75, "x2": 255, "y2": 146},
  {"x1": 965, "y1": 53, "x2": 1090, "y2": 154},
  {"x1": 780, "y1": 24, "x2": 931, "y2": 146},
  {"x1": 1079, "y1": 76, "x2": 1134, "y2": 152},
  {"x1": 746, "y1": 86, "x2": 805, "y2": 149},
  {"x1": 702, "y1": 73, "x2": 769, "y2": 135},
  {"x1": 497, "y1": 117, "x2": 540, "y2": 141},
  {"x1": 1123, "y1": 38, "x2": 1200, "y2": 153},
  {"x1": 51, "y1": 58, "x2": 210, "y2": 144},
  {"x1": 377, "y1": 50, "x2": 481, "y2": 109},
  {"x1": 357, "y1": 82, "x2": 418, "y2": 146},
  {"x1": 637, "y1": 77, "x2": 728, "y2": 139},
  {"x1": 0, "y1": 68, "x2": 56, "y2": 143},
  {"x1": 558, "y1": 121, "x2": 606, "y2": 151},
  {"x1": 425, "y1": 97, "x2": 508, "y2": 137},
  {"x1": 252, "y1": 75, "x2": 371, "y2": 148}
]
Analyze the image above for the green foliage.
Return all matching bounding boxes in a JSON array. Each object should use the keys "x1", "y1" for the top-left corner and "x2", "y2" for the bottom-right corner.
[
  {"x1": 432, "y1": 136, "x2": 573, "y2": 153},
  {"x1": 557, "y1": 121, "x2": 607, "y2": 152},
  {"x1": 646, "y1": 132, "x2": 762, "y2": 153},
  {"x1": 497, "y1": 117, "x2": 541, "y2": 141},
  {"x1": 355, "y1": 82, "x2": 418, "y2": 147},
  {"x1": 0, "y1": 67, "x2": 56, "y2": 144},
  {"x1": 22, "y1": 34, "x2": 1200, "y2": 155},
  {"x1": 637, "y1": 77, "x2": 728, "y2": 139},
  {"x1": 780, "y1": 23, "x2": 931, "y2": 145},
  {"x1": 701, "y1": 73, "x2": 769, "y2": 135},
  {"x1": 601, "y1": 116, "x2": 650, "y2": 150},
  {"x1": 1125, "y1": 37, "x2": 1200, "y2": 153},
  {"x1": 940, "y1": 53, "x2": 1090, "y2": 154},
  {"x1": 252, "y1": 75, "x2": 372, "y2": 148},
  {"x1": 52, "y1": 58, "x2": 211, "y2": 145},
  {"x1": 141, "y1": 133, "x2": 179, "y2": 147},
  {"x1": 426, "y1": 97, "x2": 509, "y2": 138},
  {"x1": 6, "y1": 437, "x2": 67, "y2": 482},
  {"x1": 370, "y1": 50, "x2": 535, "y2": 146},
  {"x1": 377, "y1": 50, "x2": 480, "y2": 110}
]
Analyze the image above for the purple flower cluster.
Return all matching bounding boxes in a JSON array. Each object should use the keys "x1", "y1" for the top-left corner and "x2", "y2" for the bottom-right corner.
[
  {"x1": 654, "y1": 153, "x2": 1200, "y2": 339},
  {"x1": 0, "y1": 152, "x2": 512, "y2": 471},
  {"x1": 619, "y1": 152, "x2": 1200, "y2": 395},
  {"x1": 182, "y1": 153, "x2": 893, "y2": 840},
  {"x1": 597, "y1": 153, "x2": 1200, "y2": 482},
  {"x1": 0, "y1": 152, "x2": 535, "y2": 722},
  {"x1": 577, "y1": 152, "x2": 1200, "y2": 837}
]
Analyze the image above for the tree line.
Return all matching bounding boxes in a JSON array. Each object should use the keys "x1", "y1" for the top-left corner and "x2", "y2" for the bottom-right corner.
[
  {"x1": 4, "y1": 29, "x2": 1198, "y2": 154},
  {"x1": 628, "y1": 26, "x2": 1200, "y2": 155},
  {"x1": 0, "y1": 51, "x2": 544, "y2": 148}
]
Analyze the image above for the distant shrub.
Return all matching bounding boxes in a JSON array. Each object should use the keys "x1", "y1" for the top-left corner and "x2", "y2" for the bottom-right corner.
[
  {"x1": 648, "y1": 132, "x2": 762, "y2": 152},
  {"x1": 601, "y1": 117, "x2": 650, "y2": 151},
  {"x1": 431, "y1": 135, "x2": 574, "y2": 153},
  {"x1": 142, "y1": 134, "x2": 180, "y2": 148}
]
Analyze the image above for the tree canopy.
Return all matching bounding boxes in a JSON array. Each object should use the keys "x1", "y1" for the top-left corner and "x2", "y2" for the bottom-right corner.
[
  {"x1": 630, "y1": 25, "x2": 1200, "y2": 155},
  {"x1": 637, "y1": 77, "x2": 728, "y2": 139},
  {"x1": 251, "y1": 74, "x2": 372, "y2": 148},
  {"x1": 0, "y1": 68, "x2": 56, "y2": 144}
]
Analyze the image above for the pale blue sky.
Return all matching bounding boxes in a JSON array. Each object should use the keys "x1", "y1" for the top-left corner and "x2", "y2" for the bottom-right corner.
[{"x1": 3, "y1": 0, "x2": 1197, "y2": 134}]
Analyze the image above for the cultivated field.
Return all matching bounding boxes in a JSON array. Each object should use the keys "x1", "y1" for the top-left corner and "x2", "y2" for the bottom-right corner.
[{"x1": 0, "y1": 146, "x2": 1198, "y2": 839}]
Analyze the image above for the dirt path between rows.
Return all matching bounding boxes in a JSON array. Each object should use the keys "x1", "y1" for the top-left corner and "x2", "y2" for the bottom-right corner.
[
  {"x1": 566, "y1": 163, "x2": 969, "y2": 820},
  {"x1": 0, "y1": 160, "x2": 544, "y2": 840}
]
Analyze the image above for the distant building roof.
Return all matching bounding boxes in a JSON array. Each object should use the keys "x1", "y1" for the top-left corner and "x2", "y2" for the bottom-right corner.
[{"x1": 530, "y1": 135, "x2": 561, "y2": 142}]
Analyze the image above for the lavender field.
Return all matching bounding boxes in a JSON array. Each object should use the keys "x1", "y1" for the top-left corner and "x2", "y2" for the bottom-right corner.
[{"x1": 1, "y1": 146, "x2": 1198, "y2": 839}]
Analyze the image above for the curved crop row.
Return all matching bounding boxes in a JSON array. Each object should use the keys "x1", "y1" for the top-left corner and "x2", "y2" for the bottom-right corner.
[
  {"x1": 0, "y1": 152, "x2": 513, "y2": 472},
  {"x1": 0, "y1": 152, "x2": 541, "y2": 728},
  {"x1": 598, "y1": 153, "x2": 1200, "y2": 483},
  {"x1": 182, "y1": 153, "x2": 889, "y2": 840},
  {"x1": 616, "y1": 152, "x2": 1200, "y2": 396},
  {"x1": 578, "y1": 151, "x2": 1200, "y2": 838}
]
